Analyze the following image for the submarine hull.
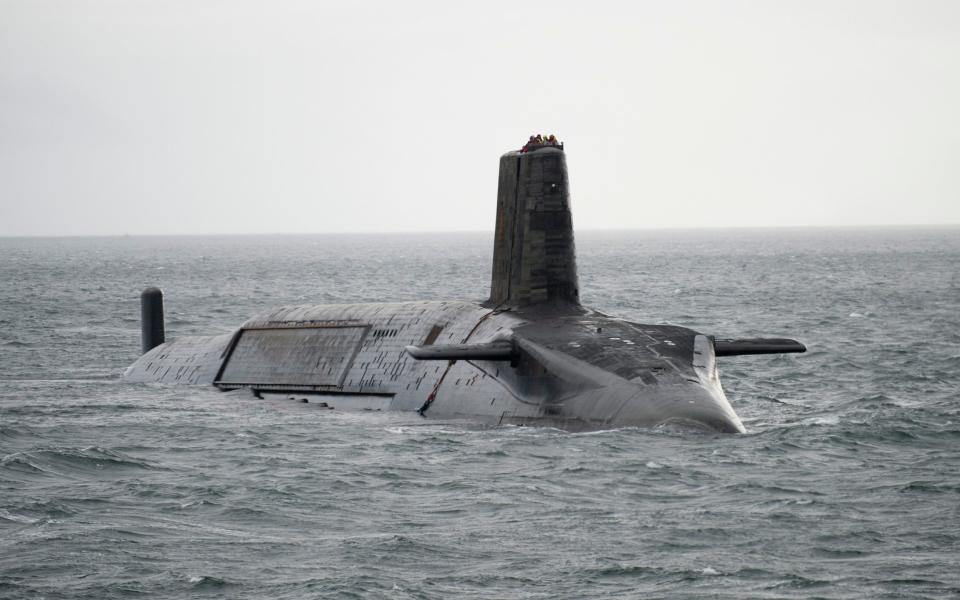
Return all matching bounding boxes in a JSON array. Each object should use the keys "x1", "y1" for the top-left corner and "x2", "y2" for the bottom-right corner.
[
  {"x1": 124, "y1": 299, "x2": 745, "y2": 433},
  {"x1": 123, "y1": 141, "x2": 802, "y2": 432}
]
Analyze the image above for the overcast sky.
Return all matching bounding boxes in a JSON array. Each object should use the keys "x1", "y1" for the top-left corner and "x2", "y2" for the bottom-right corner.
[{"x1": 1, "y1": 0, "x2": 958, "y2": 236}]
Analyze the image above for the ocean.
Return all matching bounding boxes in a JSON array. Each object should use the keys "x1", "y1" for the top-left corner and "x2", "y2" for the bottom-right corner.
[{"x1": 1, "y1": 228, "x2": 958, "y2": 599}]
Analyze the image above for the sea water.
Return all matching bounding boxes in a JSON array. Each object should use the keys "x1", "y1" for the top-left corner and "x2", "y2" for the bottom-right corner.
[{"x1": 1, "y1": 229, "x2": 958, "y2": 599}]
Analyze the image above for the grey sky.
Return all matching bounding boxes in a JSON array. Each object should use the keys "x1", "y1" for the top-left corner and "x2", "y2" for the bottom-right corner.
[{"x1": 1, "y1": 0, "x2": 958, "y2": 236}]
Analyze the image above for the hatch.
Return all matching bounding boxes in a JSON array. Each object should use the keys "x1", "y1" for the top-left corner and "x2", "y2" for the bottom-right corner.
[{"x1": 215, "y1": 325, "x2": 369, "y2": 390}]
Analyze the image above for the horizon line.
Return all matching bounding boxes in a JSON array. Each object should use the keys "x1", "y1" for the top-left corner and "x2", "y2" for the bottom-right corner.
[{"x1": 1, "y1": 223, "x2": 959, "y2": 239}]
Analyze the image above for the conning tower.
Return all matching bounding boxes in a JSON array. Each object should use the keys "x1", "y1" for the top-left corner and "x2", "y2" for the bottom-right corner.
[{"x1": 489, "y1": 146, "x2": 580, "y2": 308}]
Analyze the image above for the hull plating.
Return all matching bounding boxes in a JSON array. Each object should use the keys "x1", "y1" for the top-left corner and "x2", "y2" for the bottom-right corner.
[{"x1": 125, "y1": 300, "x2": 745, "y2": 433}]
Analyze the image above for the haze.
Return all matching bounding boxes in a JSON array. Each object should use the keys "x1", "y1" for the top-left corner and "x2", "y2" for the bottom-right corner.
[{"x1": 2, "y1": 0, "x2": 958, "y2": 236}]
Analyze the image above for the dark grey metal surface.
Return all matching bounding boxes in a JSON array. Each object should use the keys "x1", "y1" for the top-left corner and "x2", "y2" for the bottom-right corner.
[
  {"x1": 123, "y1": 142, "x2": 805, "y2": 433},
  {"x1": 489, "y1": 148, "x2": 579, "y2": 308},
  {"x1": 713, "y1": 338, "x2": 807, "y2": 356},
  {"x1": 140, "y1": 287, "x2": 165, "y2": 354},
  {"x1": 405, "y1": 341, "x2": 516, "y2": 362}
]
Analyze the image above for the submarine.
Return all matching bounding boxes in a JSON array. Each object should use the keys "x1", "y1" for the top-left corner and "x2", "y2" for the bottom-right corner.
[{"x1": 124, "y1": 140, "x2": 805, "y2": 433}]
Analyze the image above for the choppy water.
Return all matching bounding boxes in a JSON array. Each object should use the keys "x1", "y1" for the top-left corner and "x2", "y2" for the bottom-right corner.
[{"x1": 1, "y1": 229, "x2": 958, "y2": 599}]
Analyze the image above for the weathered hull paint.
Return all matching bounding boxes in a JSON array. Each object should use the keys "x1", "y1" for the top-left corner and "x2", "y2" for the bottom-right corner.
[
  {"x1": 125, "y1": 300, "x2": 745, "y2": 433},
  {"x1": 124, "y1": 142, "x2": 801, "y2": 433}
]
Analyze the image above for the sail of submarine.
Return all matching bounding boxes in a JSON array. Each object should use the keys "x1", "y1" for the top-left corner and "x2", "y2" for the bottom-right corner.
[{"x1": 124, "y1": 141, "x2": 805, "y2": 432}]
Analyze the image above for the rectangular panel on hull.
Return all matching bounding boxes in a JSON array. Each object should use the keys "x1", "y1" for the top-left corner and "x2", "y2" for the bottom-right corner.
[{"x1": 216, "y1": 326, "x2": 368, "y2": 389}]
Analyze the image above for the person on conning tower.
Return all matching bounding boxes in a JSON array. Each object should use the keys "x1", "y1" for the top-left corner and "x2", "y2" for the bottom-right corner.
[{"x1": 521, "y1": 135, "x2": 537, "y2": 153}]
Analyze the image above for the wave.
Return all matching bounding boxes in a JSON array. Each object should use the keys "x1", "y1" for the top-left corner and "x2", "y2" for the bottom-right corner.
[{"x1": 0, "y1": 446, "x2": 163, "y2": 481}]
